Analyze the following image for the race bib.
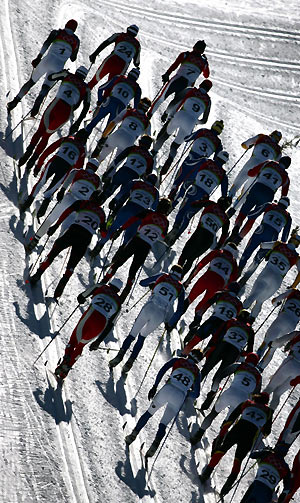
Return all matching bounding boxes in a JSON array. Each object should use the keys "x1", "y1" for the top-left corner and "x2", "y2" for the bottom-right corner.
[
  {"x1": 71, "y1": 180, "x2": 96, "y2": 199},
  {"x1": 110, "y1": 82, "x2": 134, "y2": 105},
  {"x1": 152, "y1": 281, "x2": 177, "y2": 306},
  {"x1": 223, "y1": 327, "x2": 248, "y2": 350},
  {"x1": 114, "y1": 41, "x2": 135, "y2": 62},
  {"x1": 92, "y1": 293, "x2": 118, "y2": 319},
  {"x1": 258, "y1": 167, "x2": 282, "y2": 190},
  {"x1": 284, "y1": 299, "x2": 300, "y2": 320},
  {"x1": 233, "y1": 371, "x2": 256, "y2": 392},
  {"x1": 191, "y1": 137, "x2": 215, "y2": 158},
  {"x1": 138, "y1": 224, "x2": 162, "y2": 246},
  {"x1": 57, "y1": 142, "x2": 80, "y2": 164},
  {"x1": 130, "y1": 189, "x2": 154, "y2": 208},
  {"x1": 201, "y1": 212, "x2": 223, "y2": 234},
  {"x1": 74, "y1": 210, "x2": 100, "y2": 234},
  {"x1": 256, "y1": 464, "x2": 280, "y2": 490},
  {"x1": 268, "y1": 251, "x2": 290, "y2": 276},
  {"x1": 169, "y1": 368, "x2": 194, "y2": 391},
  {"x1": 58, "y1": 82, "x2": 80, "y2": 105},
  {"x1": 49, "y1": 41, "x2": 73, "y2": 61},
  {"x1": 209, "y1": 258, "x2": 232, "y2": 280},
  {"x1": 124, "y1": 153, "x2": 147, "y2": 175},
  {"x1": 182, "y1": 96, "x2": 205, "y2": 117},
  {"x1": 213, "y1": 301, "x2": 237, "y2": 321},
  {"x1": 264, "y1": 210, "x2": 286, "y2": 231},
  {"x1": 177, "y1": 62, "x2": 201, "y2": 83},
  {"x1": 242, "y1": 405, "x2": 268, "y2": 427},
  {"x1": 195, "y1": 169, "x2": 219, "y2": 193},
  {"x1": 122, "y1": 116, "x2": 144, "y2": 137},
  {"x1": 253, "y1": 142, "x2": 277, "y2": 161}
]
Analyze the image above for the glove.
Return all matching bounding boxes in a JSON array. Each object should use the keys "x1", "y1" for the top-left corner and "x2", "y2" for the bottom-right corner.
[
  {"x1": 162, "y1": 72, "x2": 169, "y2": 84},
  {"x1": 47, "y1": 225, "x2": 57, "y2": 236},
  {"x1": 69, "y1": 122, "x2": 79, "y2": 135},
  {"x1": 89, "y1": 53, "x2": 97, "y2": 64},
  {"x1": 89, "y1": 340, "x2": 99, "y2": 351},
  {"x1": 290, "y1": 375, "x2": 300, "y2": 387},
  {"x1": 77, "y1": 293, "x2": 86, "y2": 304},
  {"x1": 241, "y1": 142, "x2": 249, "y2": 149},
  {"x1": 32, "y1": 55, "x2": 42, "y2": 68},
  {"x1": 148, "y1": 386, "x2": 157, "y2": 400},
  {"x1": 56, "y1": 188, "x2": 65, "y2": 202}
]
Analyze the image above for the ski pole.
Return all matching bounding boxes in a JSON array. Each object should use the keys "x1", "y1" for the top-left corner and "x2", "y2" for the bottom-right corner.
[
  {"x1": 227, "y1": 148, "x2": 249, "y2": 175},
  {"x1": 95, "y1": 237, "x2": 115, "y2": 283},
  {"x1": 5, "y1": 111, "x2": 31, "y2": 140},
  {"x1": 33, "y1": 304, "x2": 80, "y2": 365},
  {"x1": 227, "y1": 176, "x2": 257, "y2": 218},
  {"x1": 215, "y1": 462, "x2": 258, "y2": 503},
  {"x1": 161, "y1": 142, "x2": 190, "y2": 185},
  {"x1": 272, "y1": 386, "x2": 296, "y2": 424},
  {"x1": 125, "y1": 265, "x2": 143, "y2": 306},
  {"x1": 28, "y1": 236, "x2": 50, "y2": 274},
  {"x1": 45, "y1": 248, "x2": 71, "y2": 296},
  {"x1": 125, "y1": 289, "x2": 149, "y2": 313},
  {"x1": 254, "y1": 305, "x2": 278, "y2": 334},
  {"x1": 134, "y1": 329, "x2": 166, "y2": 398}
]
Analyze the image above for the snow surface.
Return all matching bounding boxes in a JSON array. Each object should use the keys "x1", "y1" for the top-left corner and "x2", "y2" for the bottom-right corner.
[{"x1": 1, "y1": 0, "x2": 300, "y2": 502}]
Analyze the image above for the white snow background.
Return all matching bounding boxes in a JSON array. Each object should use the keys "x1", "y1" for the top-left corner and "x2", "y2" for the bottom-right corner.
[{"x1": 1, "y1": 0, "x2": 300, "y2": 502}]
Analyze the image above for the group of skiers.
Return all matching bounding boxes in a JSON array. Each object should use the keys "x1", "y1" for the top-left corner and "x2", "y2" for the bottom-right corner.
[{"x1": 7, "y1": 17, "x2": 300, "y2": 503}]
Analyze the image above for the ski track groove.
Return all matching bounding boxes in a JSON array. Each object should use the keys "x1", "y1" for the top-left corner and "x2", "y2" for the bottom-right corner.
[{"x1": 2, "y1": 1, "x2": 92, "y2": 500}]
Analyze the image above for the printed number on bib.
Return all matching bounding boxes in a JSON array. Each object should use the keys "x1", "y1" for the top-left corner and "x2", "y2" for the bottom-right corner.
[
  {"x1": 158, "y1": 286, "x2": 174, "y2": 301},
  {"x1": 117, "y1": 44, "x2": 133, "y2": 58},
  {"x1": 172, "y1": 373, "x2": 191, "y2": 386},
  {"x1": 131, "y1": 190, "x2": 151, "y2": 207},
  {"x1": 202, "y1": 214, "x2": 221, "y2": 232},
  {"x1": 257, "y1": 466, "x2": 280, "y2": 490},
  {"x1": 269, "y1": 253, "x2": 289, "y2": 274},
  {"x1": 94, "y1": 297, "x2": 113, "y2": 312},
  {"x1": 61, "y1": 146, "x2": 77, "y2": 160},
  {"x1": 216, "y1": 305, "x2": 234, "y2": 320},
  {"x1": 286, "y1": 301, "x2": 300, "y2": 318}
]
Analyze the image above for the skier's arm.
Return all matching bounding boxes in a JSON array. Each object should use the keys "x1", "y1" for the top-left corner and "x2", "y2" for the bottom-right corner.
[
  {"x1": 198, "y1": 100, "x2": 211, "y2": 125},
  {"x1": 217, "y1": 220, "x2": 230, "y2": 248},
  {"x1": 106, "y1": 147, "x2": 132, "y2": 175},
  {"x1": 97, "y1": 77, "x2": 119, "y2": 102},
  {"x1": 246, "y1": 328, "x2": 254, "y2": 353},
  {"x1": 139, "y1": 274, "x2": 162, "y2": 288},
  {"x1": 133, "y1": 46, "x2": 141, "y2": 67},
  {"x1": 165, "y1": 52, "x2": 187, "y2": 76},
  {"x1": 70, "y1": 37, "x2": 80, "y2": 62},
  {"x1": 248, "y1": 203, "x2": 269, "y2": 220},
  {"x1": 152, "y1": 358, "x2": 177, "y2": 388},
  {"x1": 189, "y1": 373, "x2": 201, "y2": 399},
  {"x1": 241, "y1": 134, "x2": 260, "y2": 149},
  {"x1": 102, "y1": 108, "x2": 127, "y2": 137},
  {"x1": 89, "y1": 33, "x2": 119, "y2": 62},
  {"x1": 281, "y1": 215, "x2": 292, "y2": 242},
  {"x1": 272, "y1": 289, "x2": 294, "y2": 305},
  {"x1": 133, "y1": 85, "x2": 142, "y2": 109},
  {"x1": 48, "y1": 69, "x2": 69, "y2": 82},
  {"x1": 291, "y1": 259, "x2": 300, "y2": 288},
  {"x1": 220, "y1": 174, "x2": 228, "y2": 197},
  {"x1": 121, "y1": 209, "x2": 148, "y2": 230},
  {"x1": 37, "y1": 30, "x2": 58, "y2": 58},
  {"x1": 73, "y1": 88, "x2": 91, "y2": 127},
  {"x1": 247, "y1": 161, "x2": 265, "y2": 177},
  {"x1": 48, "y1": 200, "x2": 81, "y2": 232},
  {"x1": 167, "y1": 289, "x2": 186, "y2": 327}
]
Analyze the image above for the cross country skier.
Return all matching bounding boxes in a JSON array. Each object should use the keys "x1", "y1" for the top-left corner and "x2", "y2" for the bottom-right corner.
[
  {"x1": 149, "y1": 40, "x2": 210, "y2": 117},
  {"x1": 88, "y1": 25, "x2": 141, "y2": 89},
  {"x1": 229, "y1": 130, "x2": 282, "y2": 199},
  {"x1": 167, "y1": 120, "x2": 224, "y2": 200},
  {"x1": 18, "y1": 66, "x2": 90, "y2": 172},
  {"x1": 170, "y1": 243, "x2": 239, "y2": 325},
  {"x1": 237, "y1": 197, "x2": 291, "y2": 272},
  {"x1": 264, "y1": 330, "x2": 300, "y2": 410},
  {"x1": 25, "y1": 158, "x2": 101, "y2": 254},
  {"x1": 239, "y1": 444, "x2": 291, "y2": 503},
  {"x1": 182, "y1": 281, "x2": 243, "y2": 350},
  {"x1": 7, "y1": 19, "x2": 80, "y2": 115},
  {"x1": 108, "y1": 264, "x2": 185, "y2": 375},
  {"x1": 197, "y1": 310, "x2": 255, "y2": 406},
  {"x1": 19, "y1": 129, "x2": 88, "y2": 219},
  {"x1": 101, "y1": 198, "x2": 171, "y2": 300},
  {"x1": 243, "y1": 232, "x2": 300, "y2": 318},
  {"x1": 90, "y1": 173, "x2": 159, "y2": 256},
  {"x1": 125, "y1": 349, "x2": 203, "y2": 458},
  {"x1": 29, "y1": 191, "x2": 106, "y2": 298},
  {"x1": 85, "y1": 68, "x2": 141, "y2": 135},
  {"x1": 94, "y1": 135, "x2": 154, "y2": 205},
  {"x1": 177, "y1": 196, "x2": 231, "y2": 275},
  {"x1": 165, "y1": 151, "x2": 230, "y2": 245},
  {"x1": 54, "y1": 278, "x2": 123, "y2": 383},
  {"x1": 190, "y1": 352, "x2": 262, "y2": 445},
  {"x1": 257, "y1": 288, "x2": 300, "y2": 369},
  {"x1": 199, "y1": 393, "x2": 273, "y2": 498},
  {"x1": 231, "y1": 156, "x2": 291, "y2": 232},
  {"x1": 151, "y1": 79, "x2": 212, "y2": 176},
  {"x1": 277, "y1": 401, "x2": 300, "y2": 503},
  {"x1": 90, "y1": 97, "x2": 152, "y2": 160}
]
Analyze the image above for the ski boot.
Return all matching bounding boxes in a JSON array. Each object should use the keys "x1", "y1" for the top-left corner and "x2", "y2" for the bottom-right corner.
[
  {"x1": 25, "y1": 236, "x2": 39, "y2": 254},
  {"x1": 109, "y1": 349, "x2": 125, "y2": 369},
  {"x1": 29, "y1": 269, "x2": 43, "y2": 285},
  {"x1": 54, "y1": 358, "x2": 71, "y2": 383},
  {"x1": 54, "y1": 274, "x2": 70, "y2": 299},
  {"x1": 200, "y1": 390, "x2": 217, "y2": 413},
  {"x1": 19, "y1": 194, "x2": 34, "y2": 213},
  {"x1": 145, "y1": 439, "x2": 161, "y2": 458},
  {"x1": 36, "y1": 198, "x2": 51, "y2": 220},
  {"x1": 190, "y1": 427, "x2": 205, "y2": 446},
  {"x1": 7, "y1": 96, "x2": 21, "y2": 113},
  {"x1": 199, "y1": 465, "x2": 213, "y2": 484},
  {"x1": 91, "y1": 137, "x2": 106, "y2": 158},
  {"x1": 25, "y1": 152, "x2": 39, "y2": 172},
  {"x1": 220, "y1": 473, "x2": 237, "y2": 496},
  {"x1": 121, "y1": 356, "x2": 135, "y2": 375},
  {"x1": 18, "y1": 145, "x2": 35, "y2": 167},
  {"x1": 125, "y1": 429, "x2": 138, "y2": 445}
]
